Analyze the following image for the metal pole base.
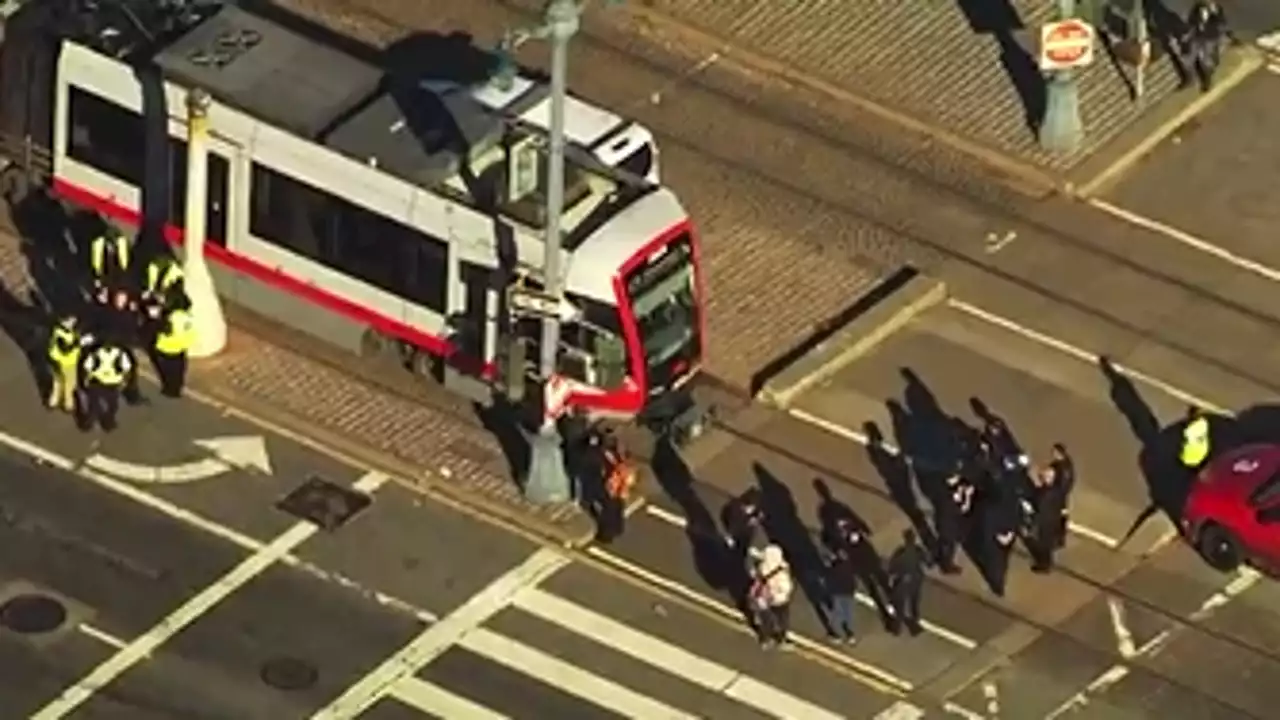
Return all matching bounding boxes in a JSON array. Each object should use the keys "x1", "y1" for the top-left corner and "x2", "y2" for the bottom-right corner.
[
  {"x1": 183, "y1": 253, "x2": 228, "y2": 359},
  {"x1": 524, "y1": 425, "x2": 573, "y2": 504},
  {"x1": 1038, "y1": 72, "x2": 1084, "y2": 154}
]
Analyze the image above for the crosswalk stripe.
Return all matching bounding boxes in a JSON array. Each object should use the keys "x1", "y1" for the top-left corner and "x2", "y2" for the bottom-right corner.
[
  {"x1": 388, "y1": 676, "x2": 511, "y2": 719},
  {"x1": 461, "y1": 627, "x2": 701, "y2": 719},
  {"x1": 514, "y1": 588, "x2": 845, "y2": 720}
]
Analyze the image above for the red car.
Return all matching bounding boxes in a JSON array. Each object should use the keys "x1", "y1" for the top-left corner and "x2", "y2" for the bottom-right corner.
[{"x1": 1183, "y1": 443, "x2": 1280, "y2": 573}]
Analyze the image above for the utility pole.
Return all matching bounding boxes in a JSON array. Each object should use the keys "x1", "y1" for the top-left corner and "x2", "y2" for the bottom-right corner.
[
  {"x1": 1038, "y1": 0, "x2": 1085, "y2": 153},
  {"x1": 499, "y1": 0, "x2": 584, "y2": 505},
  {"x1": 183, "y1": 88, "x2": 228, "y2": 358}
]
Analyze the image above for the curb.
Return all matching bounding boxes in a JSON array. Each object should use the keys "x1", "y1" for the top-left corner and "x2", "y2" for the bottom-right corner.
[
  {"x1": 608, "y1": 3, "x2": 1061, "y2": 200},
  {"x1": 150, "y1": 366, "x2": 602, "y2": 550},
  {"x1": 758, "y1": 271, "x2": 947, "y2": 410},
  {"x1": 1071, "y1": 47, "x2": 1264, "y2": 198}
]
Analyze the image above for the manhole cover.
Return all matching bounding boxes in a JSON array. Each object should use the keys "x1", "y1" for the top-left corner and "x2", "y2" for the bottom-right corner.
[
  {"x1": 260, "y1": 657, "x2": 318, "y2": 691},
  {"x1": 276, "y1": 476, "x2": 372, "y2": 531},
  {"x1": 0, "y1": 594, "x2": 68, "y2": 634}
]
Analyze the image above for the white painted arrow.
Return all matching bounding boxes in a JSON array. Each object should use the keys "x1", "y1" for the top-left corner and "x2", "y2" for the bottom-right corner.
[{"x1": 85, "y1": 436, "x2": 273, "y2": 484}]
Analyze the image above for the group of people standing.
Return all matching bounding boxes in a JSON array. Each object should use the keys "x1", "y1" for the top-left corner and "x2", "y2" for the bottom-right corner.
[
  {"x1": 721, "y1": 413, "x2": 1075, "y2": 649},
  {"x1": 45, "y1": 218, "x2": 195, "y2": 430}
]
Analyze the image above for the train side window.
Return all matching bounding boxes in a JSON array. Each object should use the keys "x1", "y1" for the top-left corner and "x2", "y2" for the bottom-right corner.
[
  {"x1": 409, "y1": 233, "x2": 449, "y2": 313},
  {"x1": 67, "y1": 87, "x2": 144, "y2": 186},
  {"x1": 330, "y1": 204, "x2": 413, "y2": 299},
  {"x1": 249, "y1": 162, "x2": 333, "y2": 261}
]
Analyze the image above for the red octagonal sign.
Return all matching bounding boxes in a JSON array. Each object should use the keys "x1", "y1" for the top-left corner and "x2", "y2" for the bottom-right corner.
[{"x1": 1039, "y1": 19, "x2": 1096, "y2": 71}]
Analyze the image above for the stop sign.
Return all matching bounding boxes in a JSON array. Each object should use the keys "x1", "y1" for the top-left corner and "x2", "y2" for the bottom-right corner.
[{"x1": 1039, "y1": 19, "x2": 1096, "y2": 71}]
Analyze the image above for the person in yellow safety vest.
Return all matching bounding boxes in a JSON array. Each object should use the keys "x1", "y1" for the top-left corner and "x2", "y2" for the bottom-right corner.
[
  {"x1": 78, "y1": 336, "x2": 137, "y2": 432},
  {"x1": 46, "y1": 315, "x2": 84, "y2": 412},
  {"x1": 152, "y1": 301, "x2": 194, "y2": 398},
  {"x1": 141, "y1": 254, "x2": 185, "y2": 319},
  {"x1": 89, "y1": 226, "x2": 133, "y2": 309},
  {"x1": 1180, "y1": 407, "x2": 1212, "y2": 470}
]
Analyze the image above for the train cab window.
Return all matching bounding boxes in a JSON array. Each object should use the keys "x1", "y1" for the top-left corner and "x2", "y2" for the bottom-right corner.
[
  {"x1": 67, "y1": 87, "x2": 144, "y2": 186},
  {"x1": 249, "y1": 162, "x2": 333, "y2": 262}
]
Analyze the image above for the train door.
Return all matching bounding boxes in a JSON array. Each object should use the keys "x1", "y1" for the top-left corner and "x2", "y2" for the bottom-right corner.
[{"x1": 204, "y1": 140, "x2": 230, "y2": 247}]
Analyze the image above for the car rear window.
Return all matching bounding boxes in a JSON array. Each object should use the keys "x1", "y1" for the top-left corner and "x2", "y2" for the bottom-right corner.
[{"x1": 1249, "y1": 470, "x2": 1280, "y2": 507}]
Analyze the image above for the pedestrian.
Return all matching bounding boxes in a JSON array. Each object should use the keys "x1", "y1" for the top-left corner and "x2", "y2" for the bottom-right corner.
[
  {"x1": 46, "y1": 315, "x2": 84, "y2": 413},
  {"x1": 727, "y1": 487, "x2": 765, "y2": 553},
  {"x1": 1046, "y1": 443, "x2": 1075, "y2": 549},
  {"x1": 78, "y1": 334, "x2": 138, "y2": 432},
  {"x1": 595, "y1": 433, "x2": 635, "y2": 544},
  {"x1": 982, "y1": 417, "x2": 1030, "y2": 491},
  {"x1": 822, "y1": 544, "x2": 859, "y2": 645},
  {"x1": 748, "y1": 544, "x2": 794, "y2": 649},
  {"x1": 150, "y1": 299, "x2": 194, "y2": 398},
  {"x1": 887, "y1": 529, "x2": 929, "y2": 636},
  {"x1": 934, "y1": 469, "x2": 973, "y2": 575},
  {"x1": 981, "y1": 483, "x2": 1021, "y2": 597},
  {"x1": 825, "y1": 518, "x2": 895, "y2": 628},
  {"x1": 1184, "y1": 0, "x2": 1235, "y2": 91},
  {"x1": 1180, "y1": 406, "x2": 1211, "y2": 472},
  {"x1": 1028, "y1": 461, "x2": 1067, "y2": 573}
]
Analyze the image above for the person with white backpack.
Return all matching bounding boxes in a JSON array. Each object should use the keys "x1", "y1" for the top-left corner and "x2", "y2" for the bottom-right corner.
[{"x1": 748, "y1": 544, "x2": 794, "y2": 649}]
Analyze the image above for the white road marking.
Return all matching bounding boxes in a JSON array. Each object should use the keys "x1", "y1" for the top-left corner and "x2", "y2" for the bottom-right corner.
[
  {"x1": 76, "y1": 623, "x2": 129, "y2": 651},
  {"x1": 985, "y1": 230, "x2": 1018, "y2": 254},
  {"x1": 983, "y1": 680, "x2": 1000, "y2": 717},
  {"x1": 462, "y1": 628, "x2": 700, "y2": 719},
  {"x1": 1047, "y1": 566, "x2": 1260, "y2": 717},
  {"x1": 31, "y1": 470, "x2": 391, "y2": 720},
  {"x1": 311, "y1": 548, "x2": 568, "y2": 719},
  {"x1": 1269, "y1": 62, "x2": 1280, "y2": 75},
  {"x1": 1088, "y1": 197, "x2": 1280, "y2": 285},
  {"x1": 514, "y1": 587, "x2": 845, "y2": 720},
  {"x1": 874, "y1": 699, "x2": 927, "y2": 719},
  {"x1": 777, "y1": 406, "x2": 1122, "y2": 550},
  {"x1": 388, "y1": 676, "x2": 511, "y2": 719},
  {"x1": 943, "y1": 700, "x2": 988, "y2": 719},
  {"x1": 1106, "y1": 598, "x2": 1137, "y2": 658},
  {"x1": 642, "y1": 503, "x2": 979, "y2": 649},
  {"x1": 584, "y1": 545, "x2": 913, "y2": 694},
  {"x1": 947, "y1": 299, "x2": 1225, "y2": 413}
]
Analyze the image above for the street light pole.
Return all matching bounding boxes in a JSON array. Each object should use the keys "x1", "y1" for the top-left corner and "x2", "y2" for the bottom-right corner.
[
  {"x1": 522, "y1": 0, "x2": 580, "y2": 504},
  {"x1": 1039, "y1": 0, "x2": 1085, "y2": 153},
  {"x1": 183, "y1": 88, "x2": 228, "y2": 358}
]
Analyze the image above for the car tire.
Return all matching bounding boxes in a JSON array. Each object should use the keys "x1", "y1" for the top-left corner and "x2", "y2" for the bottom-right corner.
[{"x1": 1197, "y1": 523, "x2": 1242, "y2": 572}]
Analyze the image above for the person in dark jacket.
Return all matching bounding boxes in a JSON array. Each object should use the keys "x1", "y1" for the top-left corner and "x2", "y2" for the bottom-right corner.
[
  {"x1": 823, "y1": 518, "x2": 894, "y2": 627},
  {"x1": 1185, "y1": 0, "x2": 1236, "y2": 91},
  {"x1": 887, "y1": 529, "x2": 930, "y2": 636},
  {"x1": 980, "y1": 482, "x2": 1022, "y2": 596},
  {"x1": 822, "y1": 545, "x2": 860, "y2": 644}
]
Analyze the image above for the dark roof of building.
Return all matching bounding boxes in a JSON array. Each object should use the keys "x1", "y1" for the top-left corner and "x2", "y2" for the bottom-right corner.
[{"x1": 153, "y1": 5, "x2": 381, "y2": 138}]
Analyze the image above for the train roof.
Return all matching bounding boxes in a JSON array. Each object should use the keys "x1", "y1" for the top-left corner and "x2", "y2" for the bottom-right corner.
[{"x1": 152, "y1": 5, "x2": 381, "y2": 139}]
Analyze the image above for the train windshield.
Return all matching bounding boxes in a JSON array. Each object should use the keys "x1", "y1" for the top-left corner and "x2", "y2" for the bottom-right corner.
[{"x1": 625, "y1": 232, "x2": 701, "y2": 390}]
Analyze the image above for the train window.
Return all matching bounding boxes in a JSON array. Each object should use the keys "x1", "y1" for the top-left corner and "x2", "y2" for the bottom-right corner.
[
  {"x1": 409, "y1": 233, "x2": 449, "y2": 313},
  {"x1": 67, "y1": 88, "x2": 144, "y2": 186},
  {"x1": 331, "y1": 207, "x2": 414, "y2": 300},
  {"x1": 249, "y1": 162, "x2": 333, "y2": 262}
]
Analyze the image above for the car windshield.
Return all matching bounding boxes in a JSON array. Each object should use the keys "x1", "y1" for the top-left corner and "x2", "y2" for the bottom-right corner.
[{"x1": 626, "y1": 233, "x2": 698, "y2": 368}]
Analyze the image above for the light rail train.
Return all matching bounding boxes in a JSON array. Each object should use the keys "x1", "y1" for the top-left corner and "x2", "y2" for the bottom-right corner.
[{"x1": 0, "y1": 0, "x2": 705, "y2": 426}]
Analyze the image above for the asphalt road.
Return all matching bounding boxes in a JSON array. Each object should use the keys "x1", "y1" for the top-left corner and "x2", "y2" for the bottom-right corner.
[{"x1": 0, "y1": 338, "x2": 898, "y2": 719}]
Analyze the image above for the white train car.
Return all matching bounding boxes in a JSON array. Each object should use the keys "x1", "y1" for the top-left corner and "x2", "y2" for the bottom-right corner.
[{"x1": 39, "y1": 2, "x2": 705, "y2": 421}]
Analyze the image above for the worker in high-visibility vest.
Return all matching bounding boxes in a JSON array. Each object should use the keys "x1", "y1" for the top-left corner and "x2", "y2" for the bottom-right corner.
[
  {"x1": 596, "y1": 432, "x2": 636, "y2": 543},
  {"x1": 141, "y1": 254, "x2": 185, "y2": 320},
  {"x1": 151, "y1": 300, "x2": 195, "y2": 398},
  {"x1": 78, "y1": 334, "x2": 137, "y2": 432},
  {"x1": 46, "y1": 315, "x2": 85, "y2": 412},
  {"x1": 1180, "y1": 407, "x2": 1212, "y2": 470},
  {"x1": 88, "y1": 224, "x2": 132, "y2": 301}
]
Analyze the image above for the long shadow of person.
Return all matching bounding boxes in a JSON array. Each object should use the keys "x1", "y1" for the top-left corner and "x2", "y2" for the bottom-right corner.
[
  {"x1": 1101, "y1": 356, "x2": 1161, "y2": 446},
  {"x1": 652, "y1": 439, "x2": 734, "y2": 593},
  {"x1": 1146, "y1": 0, "x2": 1192, "y2": 89},
  {"x1": 753, "y1": 463, "x2": 829, "y2": 625},
  {"x1": 864, "y1": 421, "x2": 938, "y2": 553},
  {"x1": 814, "y1": 478, "x2": 864, "y2": 536}
]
